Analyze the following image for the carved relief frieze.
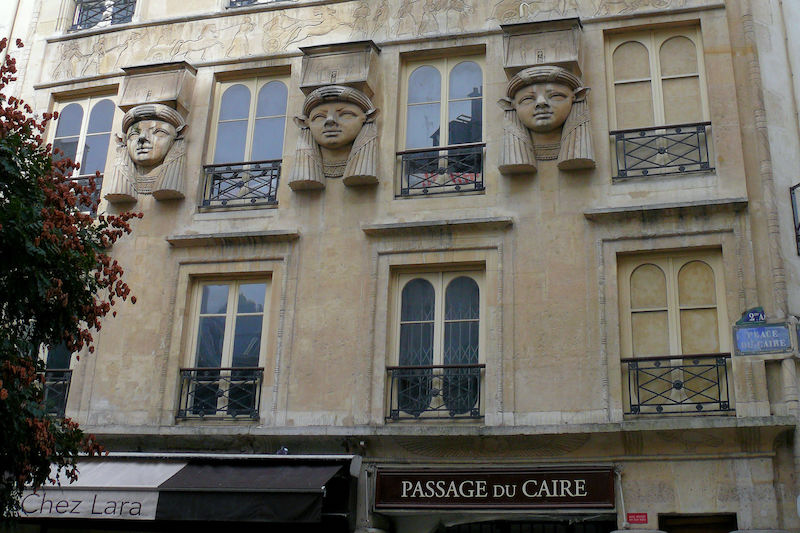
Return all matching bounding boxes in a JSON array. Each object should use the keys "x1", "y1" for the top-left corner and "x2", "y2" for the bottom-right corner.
[{"x1": 43, "y1": 0, "x2": 707, "y2": 84}]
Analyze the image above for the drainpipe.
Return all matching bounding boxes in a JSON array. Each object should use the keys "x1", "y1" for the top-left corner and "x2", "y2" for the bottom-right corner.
[{"x1": 0, "y1": 0, "x2": 21, "y2": 67}]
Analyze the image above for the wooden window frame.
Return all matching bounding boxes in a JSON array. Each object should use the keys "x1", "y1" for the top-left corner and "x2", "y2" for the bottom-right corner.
[
  {"x1": 186, "y1": 277, "x2": 272, "y2": 370},
  {"x1": 399, "y1": 55, "x2": 485, "y2": 151},
  {"x1": 618, "y1": 250, "x2": 729, "y2": 358},
  {"x1": 605, "y1": 26, "x2": 709, "y2": 130},
  {"x1": 208, "y1": 77, "x2": 289, "y2": 166}
]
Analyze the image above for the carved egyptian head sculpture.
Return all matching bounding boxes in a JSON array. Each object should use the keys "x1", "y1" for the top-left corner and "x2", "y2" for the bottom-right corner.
[
  {"x1": 497, "y1": 65, "x2": 595, "y2": 174},
  {"x1": 105, "y1": 103, "x2": 187, "y2": 203},
  {"x1": 289, "y1": 85, "x2": 379, "y2": 190}
]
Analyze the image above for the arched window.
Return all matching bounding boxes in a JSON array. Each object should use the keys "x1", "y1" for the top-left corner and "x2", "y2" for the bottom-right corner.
[
  {"x1": 206, "y1": 77, "x2": 288, "y2": 208},
  {"x1": 52, "y1": 96, "x2": 117, "y2": 213},
  {"x1": 391, "y1": 271, "x2": 483, "y2": 419},
  {"x1": 607, "y1": 27, "x2": 707, "y2": 129},
  {"x1": 619, "y1": 251, "x2": 727, "y2": 357},
  {"x1": 400, "y1": 57, "x2": 484, "y2": 196}
]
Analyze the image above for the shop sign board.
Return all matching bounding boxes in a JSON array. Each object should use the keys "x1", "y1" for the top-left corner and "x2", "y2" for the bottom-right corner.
[
  {"x1": 733, "y1": 322, "x2": 792, "y2": 356},
  {"x1": 19, "y1": 489, "x2": 158, "y2": 520},
  {"x1": 374, "y1": 467, "x2": 614, "y2": 509},
  {"x1": 627, "y1": 513, "x2": 648, "y2": 524}
]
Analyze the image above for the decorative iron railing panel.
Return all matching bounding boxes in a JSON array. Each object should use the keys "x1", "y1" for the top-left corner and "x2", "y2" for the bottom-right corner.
[
  {"x1": 790, "y1": 183, "x2": 800, "y2": 255},
  {"x1": 41, "y1": 369, "x2": 72, "y2": 418},
  {"x1": 202, "y1": 160, "x2": 280, "y2": 208},
  {"x1": 621, "y1": 353, "x2": 733, "y2": 415},
  {"x1": 610, "y1": 122, "x2": 713, "y2": 179},
  {"x1": 397, "y1": 143, "x2": 485, "y2": 197},
  {"x1": 386, "y1": 364, "x2": 484, "y2": 420},
  {"x1": 177, "y1": 367, "x2": 263, "y2": 420},
  {"x1": 71, "y1": 0, "x2": 136, "y2": 31}
]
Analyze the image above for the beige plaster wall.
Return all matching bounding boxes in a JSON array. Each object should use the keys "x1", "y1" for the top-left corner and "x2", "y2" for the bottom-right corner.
[{"x1": 4, "y1": 0, "x2": 768, "y2": 429}]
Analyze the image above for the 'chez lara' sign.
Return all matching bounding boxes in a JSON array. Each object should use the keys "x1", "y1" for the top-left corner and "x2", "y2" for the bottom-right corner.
[{"x1": 375, "y1": 467, "x2": 614, "y2": 510}]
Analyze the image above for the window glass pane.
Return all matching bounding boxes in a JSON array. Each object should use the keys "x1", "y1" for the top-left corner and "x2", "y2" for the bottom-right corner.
[
  {"x1": 53, "y1": 137, "x2": 80, "y2": 163},
  {"x1": 448, "y1": 99, "x2": 482, "y2": 144},
  {"x1": 87, "y1": 99, "x2": 115, "y2": 134},
  {"x1": 444, "y1": 321, "x2": 479, "y2": 364},
  {"x1": 630, "y1": 264, "x2": 666, "y2": 309},
  {"x1": 631, "y1": 311, "x2": 669, "y2": 356},
  {"x1": 445, "y1": 277, "x2": 479, "y2": 320},
  {"x1": 613, "y1": 41, "x2": 651, "y2": 81},
  {"x1": 200, "y1": 284, "x2": 229, "y2": 314},
  {"x1": 615, "y1": 81, "x2": 654, "y2": 129},
  {"x1": 195, "y1": 316, "x2": 226, "y2": 367},
  {"x1": 399, "y1": 279, "x2": 434, "y2": 367},
  {"x1": 401, "y1": 279, "x2": 435, "y2": 321},
  {"x1": 219, "y1": 84, "x2": 251, "y2": 120},
  {"x1": 449, "y1": 61, "x2": 482, "y2": 100},
  {"x1": 408, "y1": 66, "x2": 441, "y2": 104},
  {"x1": 251, "y1": 117, "x2": 286, "y2": 160},
  {"x1": 46, "y1": 343, "x2": 72, "y2": 369},
  {"x1": 237, "y1": 283, "x2": 266, "y2": 313},
  {"x1": 659, "y1": 36, "x2": 698, "y2": 77},
  {"x1": 678, "y1": 261, "x2": 716, "y2": 306},
  {"x1": 256, "y1": 81, "x2": 288, "y2": 117},
  {"x1": 399, "y1": 323, "x2": 434, "y2": 366},
  {"x1": 662, "y1": 76, "x2": 702, "y2": 125},
  {"x1": 406, "y1": 103, "x2": 441, "y2": 148},
  {"x1": 680, "y1": 308, "x2": 719, "y2": 354},
  {"x1": 81, "y1": 133, "x2": 111, "y2": 175},
  {"x1": 55, "y1": 103, "x2": 84, "y2": 137},
  {"x1": 232, "y1": 315, "x2": 263, "y2": 367},
  {"x1": 213, "y1": 120, "x2": 248, "y2": 164}
]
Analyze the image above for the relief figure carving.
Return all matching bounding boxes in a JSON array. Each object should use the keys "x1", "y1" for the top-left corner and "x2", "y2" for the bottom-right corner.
[
  {"x1": 170, "y1": 24, "x2": 222, "y2": 61},
  {"x1": 289, "y1": 85, "x2": 378, "y2": 190},
  {"x1": 593, "y1": 0, "x2": 671, "y2": 16},
  {"x1": 105, "y1": 104, "x2": 187, "y2": 203},
  {"x1": 497, "y1": 65, "x2": 594, "y2": 174}
]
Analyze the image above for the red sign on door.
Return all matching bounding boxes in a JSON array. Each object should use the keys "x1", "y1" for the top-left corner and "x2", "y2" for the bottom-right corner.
[{"x1": 627, "y1": 513, "x2": 648, "y2": 524}]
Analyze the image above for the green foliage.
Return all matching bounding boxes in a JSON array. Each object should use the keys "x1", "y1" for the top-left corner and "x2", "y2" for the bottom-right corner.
[{"x1": 0, "y1": 38, "x2": 139, "y2": 518}]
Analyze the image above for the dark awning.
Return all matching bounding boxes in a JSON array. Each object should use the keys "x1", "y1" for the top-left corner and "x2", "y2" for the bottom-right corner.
[
  {"x1": 20, "y1": 456, "x2": 353, "y2": 524},
  {"x1": 156, "y1": 463, "x2": 345, "y2": 523}
]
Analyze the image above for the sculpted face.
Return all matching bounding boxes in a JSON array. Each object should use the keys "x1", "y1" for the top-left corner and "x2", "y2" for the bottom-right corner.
[
  {"x1": 307, "y1": 102, "x2": 366, "y2": 150},
  {"x1": 513, "y1": 82, "x2": 575, "y2": 133},
  {"x1": 126, "y1": 119, "x2": 177, "y2": 168}
]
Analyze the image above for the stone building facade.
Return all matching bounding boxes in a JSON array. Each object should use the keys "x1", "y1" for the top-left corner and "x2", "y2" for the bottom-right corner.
[{"x1": 4, "y1": 0, "x2": 800, "y2": 532}]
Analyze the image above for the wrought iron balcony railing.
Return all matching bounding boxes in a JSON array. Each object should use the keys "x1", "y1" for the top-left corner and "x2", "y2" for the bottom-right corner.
[
  {"x1": 397, "y1": 143, "x2": 485, "y2": 197},
  {"x1": 40, "y1": 369, "x2": 72, "y2": 418},
  {"x1": 176, "y1": 367, "x2": 263, "y2": 420},
  {"x1": 386, "y1": 364, "x2": 485, "y2": 420},
  {"x1": 621, "y1": 353, "x2": 733, "y2": 415},
  {"x1": 202, "y1": 160, "x2": 280, "y2": 208},
  {"x1": 610, "y1": 122, "x2": 713, "y2": 179},
  {"x1": 790, "y1": 183, "x2": 800, "y2": 255},
  {"x1": 71, "y1": 0, "x2": 136, "y2": 31}
]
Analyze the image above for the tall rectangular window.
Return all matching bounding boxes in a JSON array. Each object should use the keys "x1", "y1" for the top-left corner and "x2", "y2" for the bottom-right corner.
[
  {"x1": 178, "y1": 279, "x2": 270, "y2": 419},
  {"x1": 387, "y1": 270, "x2": 484, "y2": 420},
  {"x1": 203, "y1": 77, "x2": 288, "y2": 208},
  {"x1": 397, "y1": 57, "x2": 484, "y2": 196},
  {"x1": 52, "y1": 96, "x2": 117, "y2": 212},
  {"x1": 606, "y1": 27, "x2": 713, "y2": 178},
  {"x1": 618, "y1": 251, "x2": 732, "y2": 415}
]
